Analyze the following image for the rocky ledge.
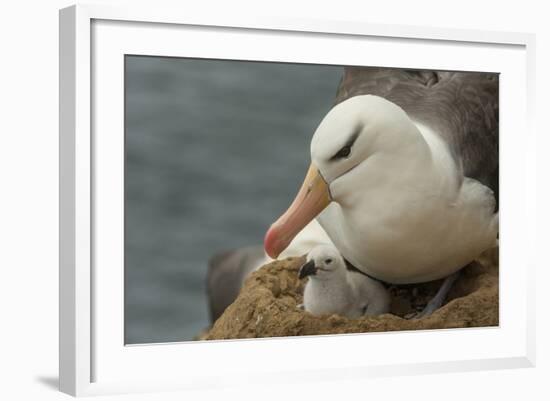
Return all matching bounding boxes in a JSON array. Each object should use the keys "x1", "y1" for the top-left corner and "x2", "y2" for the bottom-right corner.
[{"x1": 202, "y1": 248, "x2": 498, "y2": 340}]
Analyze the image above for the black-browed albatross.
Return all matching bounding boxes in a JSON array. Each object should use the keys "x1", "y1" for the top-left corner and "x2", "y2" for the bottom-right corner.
[{"x1": 208, "y1": 67, "x2": 499, "y2": 321}]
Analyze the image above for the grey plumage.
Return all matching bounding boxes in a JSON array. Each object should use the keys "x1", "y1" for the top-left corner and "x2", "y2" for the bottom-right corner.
[{"x1": 206, "y1": 245, "x2": 264, "y2": 322}]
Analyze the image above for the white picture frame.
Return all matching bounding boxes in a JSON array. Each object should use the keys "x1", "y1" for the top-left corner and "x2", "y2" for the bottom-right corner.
[{"x1": 59, "y1": 3, "x2": 536, "y2": 397}]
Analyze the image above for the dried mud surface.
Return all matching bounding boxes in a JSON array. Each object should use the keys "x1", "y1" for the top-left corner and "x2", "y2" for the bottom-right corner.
[{"x1": 202, "y1": 249, "x2": 498, "y2": 340}]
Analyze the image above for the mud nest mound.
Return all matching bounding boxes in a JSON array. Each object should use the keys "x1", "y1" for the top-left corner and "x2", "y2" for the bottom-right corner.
[{"x1": 203, "y1": 248, "x2": 498, "y2": 340}]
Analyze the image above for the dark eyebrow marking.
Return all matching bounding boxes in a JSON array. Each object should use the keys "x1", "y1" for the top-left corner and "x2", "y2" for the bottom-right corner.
[{"x1": 329, "y1": 130, "x2": 360, "y2": 161}]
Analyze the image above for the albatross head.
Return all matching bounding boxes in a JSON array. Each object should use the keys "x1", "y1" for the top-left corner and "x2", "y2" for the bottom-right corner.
[{"x1": 264, "y1": 95, "x2": 423, "y2": 259}]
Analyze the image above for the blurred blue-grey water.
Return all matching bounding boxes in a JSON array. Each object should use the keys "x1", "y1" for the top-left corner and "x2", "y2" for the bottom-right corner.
[{"x1": 125, "y1": 56, "x2": 342, "y2": 344}]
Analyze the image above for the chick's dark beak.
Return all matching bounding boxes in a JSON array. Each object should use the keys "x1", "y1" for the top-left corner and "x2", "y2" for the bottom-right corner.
[{"x1": 299, "y1": 260, "x2": 317, "y2": 279}]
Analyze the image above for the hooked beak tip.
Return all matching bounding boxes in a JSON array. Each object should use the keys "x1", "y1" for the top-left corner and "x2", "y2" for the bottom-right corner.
[
  {"x1": 298, "y1": 260, "x2": 317, "y2": 279},
  {"x1": 264, "y1": 225, "x2": 282, "y2": 259}
]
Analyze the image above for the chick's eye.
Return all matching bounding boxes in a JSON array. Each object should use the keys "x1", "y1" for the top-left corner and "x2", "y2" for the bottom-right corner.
[{"x1": 324, "y1": 258, "x2": 333, "y2": 264}]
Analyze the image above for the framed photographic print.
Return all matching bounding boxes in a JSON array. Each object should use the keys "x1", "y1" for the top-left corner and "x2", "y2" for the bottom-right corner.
[{"x1": 59, "y1": 4, "x2": 536, "y2": 397}]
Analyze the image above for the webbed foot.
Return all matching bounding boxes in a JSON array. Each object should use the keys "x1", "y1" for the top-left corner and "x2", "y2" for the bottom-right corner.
[{"x1": 414, "y1": 269, "x2": 461, "y2": 319}]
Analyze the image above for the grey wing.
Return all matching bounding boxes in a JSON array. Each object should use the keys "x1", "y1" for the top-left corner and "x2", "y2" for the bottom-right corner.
[
  {"x1": 335, "y1": 67, "x2": 498, "y2": 205},
  {"x1": 206, "y1": 245, "x2": 265, "y2": 323}
]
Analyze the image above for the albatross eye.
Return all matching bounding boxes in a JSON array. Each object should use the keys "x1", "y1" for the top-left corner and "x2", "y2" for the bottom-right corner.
[
  {"x1": 330, "y1": 130, "x2": 359, "y2": 161},
  {"x1": 324, "y1": 258, "x2": 333, "y2": 264},
  {"x1": 332, "y1": 145, "x2": 351, "y2": 160}
]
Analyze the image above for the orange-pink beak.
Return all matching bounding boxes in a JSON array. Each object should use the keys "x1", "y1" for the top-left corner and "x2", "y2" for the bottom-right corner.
[{"x1": 264, "y1": 164, "x2": 331, "y2": 259}]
